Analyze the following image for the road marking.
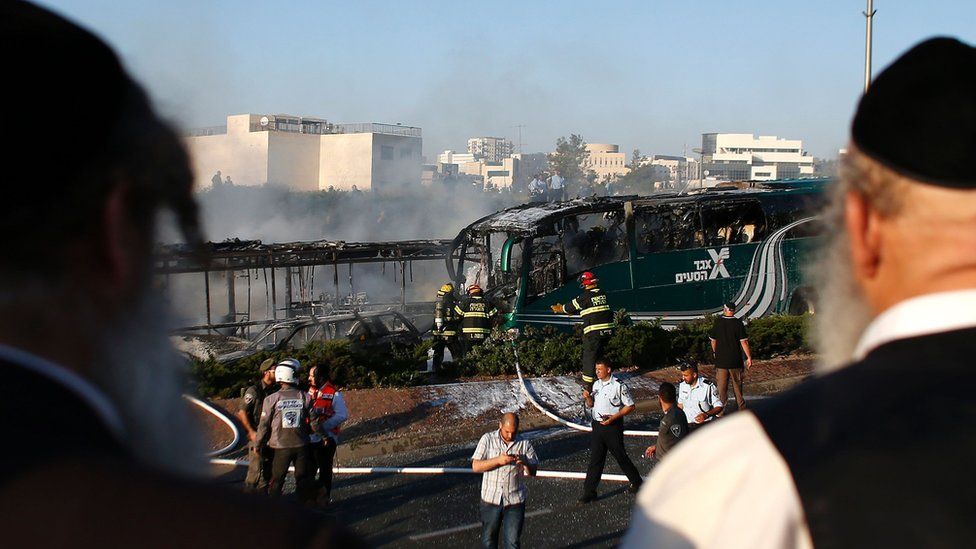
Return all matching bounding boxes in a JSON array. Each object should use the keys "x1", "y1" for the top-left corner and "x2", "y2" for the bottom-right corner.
[{"x1": 408, "y1": 508, "x2": 553, "y2": 541}]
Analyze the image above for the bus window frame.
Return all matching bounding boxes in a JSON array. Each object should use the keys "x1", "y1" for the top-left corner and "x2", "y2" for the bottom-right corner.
[
  {"x1": 634, "y1": 203, "x2": 705, "y2": 255},
  {"x1": 697, "y1": 198, "x2": 768, "y2": 248},
  {"x1": 559, "y1": 208, "x2": 629, "y2": 280}
]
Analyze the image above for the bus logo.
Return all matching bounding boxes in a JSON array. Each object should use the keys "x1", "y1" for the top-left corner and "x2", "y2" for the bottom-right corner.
[
  {"x1": 675, "y1": 248, "x2": 730, "y2": 283},
  {"x1": 707, "y1": 248, "x2": 731, "y2": 279}
]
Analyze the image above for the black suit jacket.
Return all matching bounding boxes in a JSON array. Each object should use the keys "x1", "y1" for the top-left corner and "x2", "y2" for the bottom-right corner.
[
  {"x1": 0, "y1": 358, "x2": 362, "y2": 548},
  {"x1": 754, "y1": 328, "x2": 976, "y2": 548}
]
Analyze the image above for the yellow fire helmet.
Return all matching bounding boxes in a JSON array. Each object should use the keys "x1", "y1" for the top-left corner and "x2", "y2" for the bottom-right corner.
[{"x1": 439, "y1": 283, "x2": 454, "y2": 293}]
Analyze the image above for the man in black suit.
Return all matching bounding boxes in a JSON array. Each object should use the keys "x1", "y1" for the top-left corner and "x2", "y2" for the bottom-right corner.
[
  {"x1": 623, "y1": 37, "x2": 976, "y2": 548},
  {"x1": 0, "y1": 3, "x2": 360, "y2": 547}
]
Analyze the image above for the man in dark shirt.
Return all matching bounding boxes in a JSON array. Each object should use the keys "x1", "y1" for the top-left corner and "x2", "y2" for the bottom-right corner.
[
  {"x1": 643, "y1": 382, "x2": 687, "y2": 463},
  {"x1": 709, "y1": 302, "x2": 752, "y2": 414},
  {"x1": 237, "y1": 358, "x2": 277, "y2": 493}
]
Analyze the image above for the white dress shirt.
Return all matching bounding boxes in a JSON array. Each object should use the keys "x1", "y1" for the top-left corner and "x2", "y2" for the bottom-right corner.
[
  {"x1": 622, "y1": 288, "x2": 976, "y2": 549},
  {"x1": 677, "y1": 376, "x2": 723, "y2": 424},
  {"x1": 591, "y1": 375, "x2": 634, "y2": 420}
]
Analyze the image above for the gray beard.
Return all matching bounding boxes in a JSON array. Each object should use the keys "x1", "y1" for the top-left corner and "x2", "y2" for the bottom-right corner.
[
  {"x1": 810, "y1": 231, "x2": 874, "y2": 372},
  {"x1": 91, "y1": 292, "x2": 208, "y2": 478}
]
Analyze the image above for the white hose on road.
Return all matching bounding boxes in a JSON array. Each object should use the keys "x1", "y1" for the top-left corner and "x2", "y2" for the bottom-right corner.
[
  {"x1": 210, "y1": 459, "x2": 631, "y2": 483},
  {"x1": 512, "y1": 347, "x2": 658, "y2": 437},
  {"x1": 184, "y1": 395, "x2": 242, "y2": 457}
]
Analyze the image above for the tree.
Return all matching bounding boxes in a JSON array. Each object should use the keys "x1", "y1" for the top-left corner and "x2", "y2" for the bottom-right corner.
[
  {"x1": 548, "y1": 134, "x2": 594, "y2": 189},
  {"x1": 614, "y1": 151, "x2": 670, "y2": 195},
  {"x1": 628, "y1": 149, "x2": 646, "y2": 171},
  {"x1": 813, "y1": 157, "x2": 838, "y2": 177}
]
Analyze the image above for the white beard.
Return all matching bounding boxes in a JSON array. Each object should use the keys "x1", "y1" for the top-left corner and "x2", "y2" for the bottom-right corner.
[
  {"x1": 91, "y1": 292, "x2": 208, "y2": 478},
  {"x1": 810, "y1": 230, "x2": 874, "y2": 372}
]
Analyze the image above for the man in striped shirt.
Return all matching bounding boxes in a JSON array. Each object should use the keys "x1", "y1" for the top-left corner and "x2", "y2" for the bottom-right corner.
[{"x1": 472, "y1": 413, "x2": 539, "y2": 549}]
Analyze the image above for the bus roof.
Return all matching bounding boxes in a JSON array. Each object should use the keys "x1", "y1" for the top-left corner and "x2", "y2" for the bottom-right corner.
[{"x1": 467, "y1": 178, "x2": 832, "y2": 236}]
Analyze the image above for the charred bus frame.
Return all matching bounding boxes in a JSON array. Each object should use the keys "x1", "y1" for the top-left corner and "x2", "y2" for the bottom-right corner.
[{"x1": 155, "y1": 238, "x2": 453, "y2": 334}]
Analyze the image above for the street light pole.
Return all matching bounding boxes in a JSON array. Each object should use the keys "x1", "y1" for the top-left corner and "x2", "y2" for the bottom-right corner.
[{"x1": 863, "y1": 0, "x2": 876, "y2": 93}]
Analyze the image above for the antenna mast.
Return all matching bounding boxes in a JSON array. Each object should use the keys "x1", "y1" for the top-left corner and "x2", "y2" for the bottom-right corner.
[{"x1": 863, "y1": 0, "x2": 876, "y2": 93}]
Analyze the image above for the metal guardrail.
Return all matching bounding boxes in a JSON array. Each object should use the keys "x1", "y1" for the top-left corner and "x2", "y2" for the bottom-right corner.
[
  {"x1": 335, "y1": 123, "x2": 422, "y2": 138},
  {"x1": 186, "y1": 125, "x2": 227, "y2": 137}
]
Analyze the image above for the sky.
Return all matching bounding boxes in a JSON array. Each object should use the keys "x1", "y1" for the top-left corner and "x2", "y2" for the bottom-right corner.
[{"x1": 38, "y1": 0, "x2": 976, "y2": 160}]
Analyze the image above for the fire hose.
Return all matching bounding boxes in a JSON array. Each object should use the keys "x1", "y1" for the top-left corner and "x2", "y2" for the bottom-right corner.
[{"x1": 511, "y1": 346, "x2": 658, "y2": 437}]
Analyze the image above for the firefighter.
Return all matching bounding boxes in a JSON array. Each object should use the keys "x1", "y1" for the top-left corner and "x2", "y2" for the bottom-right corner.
[
  {"x1": 431, "y1": 283, "x2": 461, "y2": 370},
  {"x1": 551, "y1": 271, "x2": 616, "y2": 390},
  {"x1": 455, "y1": 284, "x2": 498, "y2": 356}
]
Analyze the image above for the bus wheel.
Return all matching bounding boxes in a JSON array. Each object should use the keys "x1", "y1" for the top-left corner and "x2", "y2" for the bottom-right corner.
[{"x1": 788, "y1": 289, "x2": 815, "y2": 315}]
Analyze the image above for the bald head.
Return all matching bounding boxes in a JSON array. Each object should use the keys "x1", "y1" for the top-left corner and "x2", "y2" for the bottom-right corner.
[{"x1": 499, "y1": 412, "x2": 519, "y2": 443}]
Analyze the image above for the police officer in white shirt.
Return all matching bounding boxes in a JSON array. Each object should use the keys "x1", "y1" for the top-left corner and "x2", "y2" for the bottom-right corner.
[
  {"x1": 579, "y1": 359, "x2": 643, "y2": 503},
  {"x1": 676, "y1": 362, "x2": 723, "y2": 426}
]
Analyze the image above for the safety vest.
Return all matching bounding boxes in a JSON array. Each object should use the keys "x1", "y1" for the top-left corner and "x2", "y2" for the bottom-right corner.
[
  {"x1": 567, "y1": 286, "x2": 615, "y2": 336},
  {"x1": 455, "y1": 295, "x2": 497, "y2": 337},
  {"x1": 434, "y1": 290, "x2": 458, "y2": 337},
  {"x1": 310, "y1": 382, "x2": 341, "y2": 437}
]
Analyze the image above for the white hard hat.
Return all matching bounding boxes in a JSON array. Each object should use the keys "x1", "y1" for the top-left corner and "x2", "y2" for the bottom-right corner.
[
  {"x1": 277, "y1": 358, "x2": 301, "y2": 371},
  {"x1": 275, "y1": 365, "x2": 297, "y2": 385}
]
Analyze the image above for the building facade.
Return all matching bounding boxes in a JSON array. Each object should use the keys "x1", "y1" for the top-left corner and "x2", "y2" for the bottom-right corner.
[
  {"x1": 700, "y1": 133, "x2": 814, "y2": 181},
  {"x1": 648, "y1": 155, "x2": 700, "y2": 189},
  {"x1": 584, "y1": 143, "x2": 629, "y2": 181},
  {"x1": 437, "y1": 150, "x2": 476, "y2": 165},
  {"x1": 458, "y1": 156, "x2": 518, "y2": 189},
  {"x1": 467, "y1": 137, "x2": 514, "y2": 163},
  {"x1": 186, "y1": 114, "x2": 422, "y2": 192}
]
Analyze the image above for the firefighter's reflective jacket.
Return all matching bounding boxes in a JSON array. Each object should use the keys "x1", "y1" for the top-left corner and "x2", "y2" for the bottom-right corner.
[
  {"x1": 455, "y1": 295, "x2": 497, "y2": 339},
  {"x1": 563, "y1": 286, "x2": 615, "y2": 336},
  {"x1": 434, "y1": 289, "x2": 459, "y2": 337}
]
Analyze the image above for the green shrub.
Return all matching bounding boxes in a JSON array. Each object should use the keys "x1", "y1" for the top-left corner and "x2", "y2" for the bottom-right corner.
[
  {"x1": 605, "y1": 319, "x2": 673, "y2": 369},
  {"x1": 745, "y1": 314, "x2": 812, "y2": 357},
  {"x1": 190, "y1": 356, "x2": 260, "y2": 399},
  {"x1": 189, "y1": 313, "x2": 814, "y2": 396},
  {"x1": 669, "y1": 317, "x2": 716, "y2": 364},
  {"x1": 189, "y1": 338, "x2": 430, "y2": 398}
]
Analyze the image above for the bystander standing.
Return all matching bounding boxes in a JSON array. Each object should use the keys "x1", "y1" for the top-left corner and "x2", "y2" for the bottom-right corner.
[
  {"x1": 548, "y1": 170, "x2": 566, "y2": 202},
  {"x1": 710, "y1": 302, "x2": 752, "y2": 414},
  {"x1": 472, "y1": 413, "x2": 539, "y2": 549}
]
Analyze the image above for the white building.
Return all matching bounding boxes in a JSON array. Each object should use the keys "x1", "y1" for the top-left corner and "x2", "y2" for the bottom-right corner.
[
  {"x1": 467, "y1": 137, "x2": 514, "y2": 163},
  {"x1": 437, "y1": 150, "x2": 476, "y2": 164},
  {"x1": 458, "y1": 156, "x2": 518, "y2": 189},
  {"x1": 701, "y1": 133, "x2": 814, "y2": 181},
  {"x1": 585, "y1": 143, "x2": 629, "y2": 181},
  {"x1": 186, "y1": 114, "x2": 422, "y2": 192},
  {"x1": 648, "y1": 155, "x2": 700, "y2": 188}
]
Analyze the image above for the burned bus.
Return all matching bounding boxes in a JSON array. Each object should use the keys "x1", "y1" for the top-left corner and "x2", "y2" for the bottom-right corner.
[{"x1": 446, "y1": 179, "x2": 829, "y2": 331}]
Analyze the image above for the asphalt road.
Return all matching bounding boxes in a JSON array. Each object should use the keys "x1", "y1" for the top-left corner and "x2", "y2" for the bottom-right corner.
[{"x1": 324, "y1": 412, "x2": 665, "y2": 548}]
